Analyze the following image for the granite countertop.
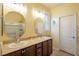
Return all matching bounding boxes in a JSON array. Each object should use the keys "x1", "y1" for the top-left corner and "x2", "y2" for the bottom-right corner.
[{"x1": 2, "y1": 36, "x2": 52, "y2": 55}]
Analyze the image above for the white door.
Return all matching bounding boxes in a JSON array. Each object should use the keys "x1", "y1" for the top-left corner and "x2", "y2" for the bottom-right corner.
[{"x1": 60, "y1": 15, "x2": 76, "y2": 55}]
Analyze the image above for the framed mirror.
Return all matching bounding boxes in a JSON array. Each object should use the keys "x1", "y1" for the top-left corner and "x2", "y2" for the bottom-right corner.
[
  {"x1": 34, "y1": 18, "x2": 45, "y2": 36},
  {"x1": 4, "y1": 11, "x2": 25, "y2": 43}
]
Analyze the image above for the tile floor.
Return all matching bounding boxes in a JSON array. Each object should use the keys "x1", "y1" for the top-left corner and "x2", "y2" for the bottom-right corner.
[{"x1": 51, "y1": 49, "x2": 74, "y2": 56}]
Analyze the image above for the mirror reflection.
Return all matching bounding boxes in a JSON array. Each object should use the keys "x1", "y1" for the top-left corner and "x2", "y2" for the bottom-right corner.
[
  {"x1": 34, "y1": 18, "x2": 45, "y2": 36},
  {"x1": 4, "y1": 11, "x2": 25, "y2": 43}
]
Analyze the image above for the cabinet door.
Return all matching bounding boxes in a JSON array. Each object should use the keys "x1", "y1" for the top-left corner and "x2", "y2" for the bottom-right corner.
[
  {"x1": 22, "y1": 45, "x2": 35, "y2": 56},
  {"x1": 48, "y1": 39, "x2": 52, "y2": 55},
  {"x1": 4, "y1": 50, "x2": 22, "y2": 56},
  {"x1": 36, "y1": 43, "x2": 42, "y2": 56},
  {"x1": 43, "y1": 41, "x2": 48, "y2": 56},
  {"x1": 36, "y1": 48, "x2": 42, "y2": 56}
]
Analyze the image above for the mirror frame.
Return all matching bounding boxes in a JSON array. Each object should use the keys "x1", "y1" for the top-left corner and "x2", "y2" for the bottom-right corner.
[{"x1": 4, "y1": 11, "x2": 25, "y2": 40}]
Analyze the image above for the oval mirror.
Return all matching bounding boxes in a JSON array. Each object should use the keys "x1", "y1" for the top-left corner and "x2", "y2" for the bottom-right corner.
[
  {"x1": 4, "y1": 11, "x2": 25, "y2": 43},
  {"x1": 34, "y1": 18, "x2": 45, "y2": 36}
]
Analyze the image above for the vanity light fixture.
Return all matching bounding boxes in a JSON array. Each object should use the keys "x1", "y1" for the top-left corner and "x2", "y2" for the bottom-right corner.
[{"x1": 32, "y1": 9, "x2": 45, "y2": 19}]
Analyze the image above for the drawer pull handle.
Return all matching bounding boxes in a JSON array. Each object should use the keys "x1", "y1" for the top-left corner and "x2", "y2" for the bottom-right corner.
[{"x1": 22, "y1": 50, "x2": 26, "y2": 53}]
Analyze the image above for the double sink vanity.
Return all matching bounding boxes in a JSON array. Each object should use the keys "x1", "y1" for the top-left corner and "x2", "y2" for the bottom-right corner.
[
  {"x1": 0, "y1": 4, "x2": 52, "y2": 56},
  {"x1": 1, "y1": 11, "x2": 53, "y2": 56},
  {"x1": 2, "y1": 36, "x2": 52, "y2": 56}
]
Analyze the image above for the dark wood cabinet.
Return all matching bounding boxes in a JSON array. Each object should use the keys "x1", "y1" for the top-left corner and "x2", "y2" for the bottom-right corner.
[
  {"x1": 22, "y1": 45, "x2": 35, "y2": 56},
  {"x1": 4, "y1": 50, "x2": 22, "y2": 56},
  {"x1": 43, "y1": 41, "x2": 48, "y2": 56},
  {"x1": 4, "y1": 39, "x2": 52, "y2": 56},
  {"x1": 48, "y1": 39, "x2": 52, "y2": 55},
  {"x1": 36, "y1": 43, "x2": 42, "y2": 56},
  {"x1": 36, "y1": 48, "x2": 42, "y2": 56}
]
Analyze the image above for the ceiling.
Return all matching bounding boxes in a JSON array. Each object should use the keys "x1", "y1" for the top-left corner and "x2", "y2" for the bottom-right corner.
[{"x1": 42, "y1": 3, "x2": 65, "y2": 9}]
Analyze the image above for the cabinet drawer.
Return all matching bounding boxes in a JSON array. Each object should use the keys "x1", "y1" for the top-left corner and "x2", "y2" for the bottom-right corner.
[
  {"x1": 22, "y1": 45, "x2": 35, "y2": 56},
  {"x1": 36, "y1": 43, "x2": 42, "y2": 48}
]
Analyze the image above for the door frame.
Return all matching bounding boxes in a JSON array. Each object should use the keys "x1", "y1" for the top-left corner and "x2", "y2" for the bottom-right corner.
[{"x1": 59, "y1": 14, "x2": 77, "y2": 56}]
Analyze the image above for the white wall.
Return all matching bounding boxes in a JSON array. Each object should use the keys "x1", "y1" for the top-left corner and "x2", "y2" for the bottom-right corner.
[{"x1": 51, "y1": 17, "x2": 59, "y2": 49}]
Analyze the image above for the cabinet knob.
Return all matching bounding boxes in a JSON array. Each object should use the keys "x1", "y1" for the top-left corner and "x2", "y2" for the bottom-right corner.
[
  {"x1": 38, "y1": 49, "x2": 41, "y2": 52},
  {"x1": 22, "y1": 49, "x2": 26, "y2": 53}
]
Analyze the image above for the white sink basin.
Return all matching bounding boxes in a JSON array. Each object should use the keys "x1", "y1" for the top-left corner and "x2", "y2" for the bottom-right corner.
[{"x1": 8, "y1": 41, "x2": 28, "y2": 49}]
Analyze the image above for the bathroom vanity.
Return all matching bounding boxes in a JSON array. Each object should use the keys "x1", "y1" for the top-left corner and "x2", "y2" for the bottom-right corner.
[
  {"x1": 0, "y1": 4, "x2": 52, "y2": 56},
  {"x1": 2, "y1": 37, "x2": 52, "y2": 56},
  {"x1": 2, "y1": 11, "x2": 52, "y2": 56}
]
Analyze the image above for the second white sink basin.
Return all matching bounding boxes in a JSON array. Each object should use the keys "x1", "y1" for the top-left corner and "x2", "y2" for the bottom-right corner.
[{"x1": 8, "y1": 41, "x2": 29, "y2": 49}]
